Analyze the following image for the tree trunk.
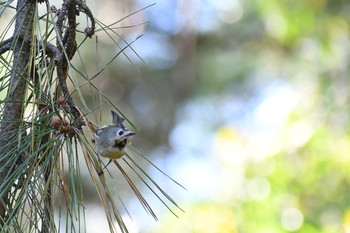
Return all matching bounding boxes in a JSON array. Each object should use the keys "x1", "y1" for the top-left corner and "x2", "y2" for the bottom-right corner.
[{"x1": 0, "y1": 0, "x2": 35, "y2": 224}]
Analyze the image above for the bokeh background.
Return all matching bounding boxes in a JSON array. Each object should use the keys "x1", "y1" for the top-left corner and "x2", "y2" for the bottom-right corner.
[
  {"x1": 80, "y1": 0, "x2": 350, "y2": 232},
  {"x1": 3, "y1": 0, "x2": 350, "y2": 232}
]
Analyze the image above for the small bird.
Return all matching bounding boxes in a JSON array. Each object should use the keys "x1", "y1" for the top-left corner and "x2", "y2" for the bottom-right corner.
[{"x1": 94, "y1": 110, "x2": 135, "y2": 166}]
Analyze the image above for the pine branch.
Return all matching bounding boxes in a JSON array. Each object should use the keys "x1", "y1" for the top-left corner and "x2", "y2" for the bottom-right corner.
[{"x1": 0, "y1": 36, "x2": 13, "y2": 55}]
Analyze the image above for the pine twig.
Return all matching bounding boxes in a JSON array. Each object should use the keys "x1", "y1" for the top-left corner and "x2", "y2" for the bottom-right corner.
[
  {"x1": 54, "y1": 0, "x2": 95, "y2": 126},
  {"x1": 0, "y1": 36, "x2": 13, "y2": 55}
]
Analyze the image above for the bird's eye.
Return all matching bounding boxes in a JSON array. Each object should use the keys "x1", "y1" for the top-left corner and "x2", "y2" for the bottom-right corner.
[{"x1": 118, "y1": 130, "x2": 124, "y2": 136}]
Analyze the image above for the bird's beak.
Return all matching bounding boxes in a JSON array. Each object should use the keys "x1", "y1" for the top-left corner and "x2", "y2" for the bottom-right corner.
[{"x1": 126, "y1": 132, "x2": 136, "y2": 137}]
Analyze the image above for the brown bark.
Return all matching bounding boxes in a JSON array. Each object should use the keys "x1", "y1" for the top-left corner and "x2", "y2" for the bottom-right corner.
[{"x1": 0, "y1": 0, "x2": 35, "y2": 224}]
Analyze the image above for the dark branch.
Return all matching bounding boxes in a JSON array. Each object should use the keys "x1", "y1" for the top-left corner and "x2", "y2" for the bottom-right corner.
[
  {"x1": 55, "y1": 0, "x2": 82, "y2": 126},
  {"x1": 44, "y1": 42, "x2": 62, "y2": 64},
  {"x1": 0, "y1": 36, "x2": 13, "y2": 55}
]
